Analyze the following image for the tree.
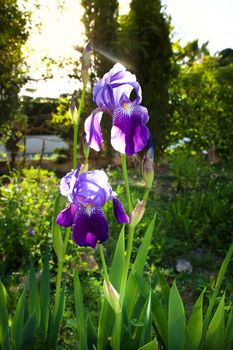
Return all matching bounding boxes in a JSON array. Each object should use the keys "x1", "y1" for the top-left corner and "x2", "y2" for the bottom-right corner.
[
  {"x1": 81, "y1": 0, "x2": 119, "y2": 79},
  {"x1": 169, "y1": 41, "x2": 233, "y2": 160},
  {"x1": 118, "y1": 0, "x2": 172, "y2": 159},
  {"x1": 0, "y1": 0, "x2": 29, "y2": 166}
]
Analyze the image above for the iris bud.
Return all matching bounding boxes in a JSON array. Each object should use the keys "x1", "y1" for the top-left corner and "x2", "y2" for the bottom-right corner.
[
  {"x1": 103, "y1": 280, "x2": 121, "y2": 314},
  {"x1": 130, "y1": 200, "x2": 146, "y2": 227},
  {"x1": 79, "y1": 163, "x2": 89, "y2": 174},
  {"x1": 82, "y1": 132, "x2": 90, "y2": 160},
  {"x1": 81, "y1": 41, "x2": 91, "y2": 86},
  {"x1": 142, "y1": 137, "x2": 154, "y2": 190},
  {"x1": 69, "y1": 95, "x2": 78, "y2": 123}
]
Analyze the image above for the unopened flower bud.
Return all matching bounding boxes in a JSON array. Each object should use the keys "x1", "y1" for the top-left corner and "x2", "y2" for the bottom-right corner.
[
  {"x1": 79, "y1": 163, "x2": 89, "y2": 174},
  {"x1": 142, "y1": 137, "x2": 154, "y2": 189},
  {"x1": 69, "y1": 95, "x2": 78, "y2": 123},
  {"x1": 81, "y1": 41, "x2": 91, "y2": 86},
  {"x1": 130, "y1": 200, "x2": 146, "y2": 227},
  {"x1": 103, "y1": 280, "x2": 121, "y2": 314},
  {"x1": 82, "y1": 132, "x2": 90, "y2": 160}
]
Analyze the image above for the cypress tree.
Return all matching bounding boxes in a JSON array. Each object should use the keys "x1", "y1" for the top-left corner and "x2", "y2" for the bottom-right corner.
[{"x1": 119, "y1": 0, "x2": 172, "y2": 159}]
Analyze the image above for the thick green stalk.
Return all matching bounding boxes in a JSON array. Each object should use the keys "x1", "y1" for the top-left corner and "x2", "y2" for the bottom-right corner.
[
  {"x1": 99, "y1": 244, "x2": 122, "y2": 350},
  {"x1": 119, "y1": 225, "x2": 135, "y2": 304},
  {"x1": 73, "y1": 86, "x2": 86, "y2": 169},
  {"x1": 112, "y1": 312, "x2": 121, "y2": 350},
  {"x1": 121, "y1": 154, "x2": 133, "y2": 213},
  {"x1": 113, "y1": 225, "x2": 134, "y2": 350},
  {"x1": 143, "y1": 186, "x2": 151, "y2": 204}
]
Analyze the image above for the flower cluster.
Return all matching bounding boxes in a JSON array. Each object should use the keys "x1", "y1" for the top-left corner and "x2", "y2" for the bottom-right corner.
[
  {"x1": 84, "y1": 63, "x2": 150, "y2": 155},
  {"x1": 56, "y1": 168, "x2": 129, "y2": 248}
]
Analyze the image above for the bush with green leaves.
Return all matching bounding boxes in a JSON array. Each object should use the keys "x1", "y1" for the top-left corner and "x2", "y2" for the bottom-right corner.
[{"x1": 0, "y1": 168, "x2": 58, "y2": 277}]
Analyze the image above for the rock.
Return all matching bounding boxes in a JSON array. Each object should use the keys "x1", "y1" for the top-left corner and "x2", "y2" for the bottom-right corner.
[{"x1": 176, "y1": 259, "x2": 193, "y2": 274}]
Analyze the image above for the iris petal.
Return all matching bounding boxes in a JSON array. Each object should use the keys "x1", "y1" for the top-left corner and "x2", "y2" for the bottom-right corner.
[
  {"x1": 112, "y1": 197, "x2": 129, "y2": 224},
  {"x1": 72, "y1": 206, "x2": 108, "y2": 248},
  {"x1": 111, "y1": 103, "x2": 150, "y2": 155},
  {"x1": 71, "y1": 170, "x2": 112, "y2": 207},
  {"x1": 84, "y1": 109, "x2": 103, "y2": 151},
  {"x1": 93, "y1": 63, "x2": 142, "y2": 112},
  {"x1": 56, "y1": 204, "x2": 77, "y2": 227}
]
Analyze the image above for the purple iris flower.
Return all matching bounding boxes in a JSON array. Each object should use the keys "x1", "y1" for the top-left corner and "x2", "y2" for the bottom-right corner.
[
  {"x1": 56, "y1": 168, "x2": 129, "y2": 248},
  {"x1": 84, "y1": 63, "x2": 150, "y2": 155}
]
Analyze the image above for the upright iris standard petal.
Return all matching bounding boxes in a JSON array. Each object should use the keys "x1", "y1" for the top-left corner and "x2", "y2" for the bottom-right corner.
[
  {"x1": 93, "y1": 63, "x2": 142, "y2": 113},
  {"x1": 60, "y1": 168, "x2": 80, "y2": 201},
  {"x1": 72, "y1": 205, "x2": 108, "y2": 248},
  {"x1": 56, "y1": 203, "x2": 78, "y2": 227},
  {"x1": 112, "y1": 197, "x2": 129, "y2": 224},
  {"x1": 72, "y1": 170, "x2": 112, "y2": 208},
  {"x1": 84, "y1": 109, "x2": 103, "y2": 152},
  {"x1": 111, "y1": 96, "x2": 150, "y2": 155}
]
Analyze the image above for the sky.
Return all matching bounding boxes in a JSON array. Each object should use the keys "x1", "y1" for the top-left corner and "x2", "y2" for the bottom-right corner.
[
  {"x1": 163, "y1": 0, "x2": 233, "y2": 53},
  {"x1": 20, "y1": 0, "x2": 233, "y2": 98}
]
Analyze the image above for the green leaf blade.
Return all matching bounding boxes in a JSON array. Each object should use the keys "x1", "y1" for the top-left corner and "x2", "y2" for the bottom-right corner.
[
  {"x1": 97, "y1": 226, "x2": 125, "y2": 350},
  {"x1": 0, "y1": 280, "x2": 8, "y2": 346},
  {"x1": 52, "y1": 193, "x2": 65, "y2": 260},
  {"x1": 11, "y1": 289, "x2": 26, "y2": 350},
  {"x1": 137, "y1": 339, "x2": 158, "y2": 350},
  {"x1": 168, "y1": 282, "x2": 185, "y2": 350},
  {"x1": 21, "y1": 312, "x2": 37, "y2": 350},
  {"x1": 204, "y1": 294, "x2": 225, "y2": 350},
  {"x1": 185, "y1": 289, "x2": 204, "y2": 350},
  {"x1": 39, "y1": 250, "x2": 50, "y2": 339},
  {"x1": 203, "y1": 243, "x2": 233, "y2": 335},
  {"x1": 151, "y1": 292, "x2": 168, "y2": 348},
  {"x1": 125, "y1": 213, "x2": 156, "y2": 319},
  {"x1": 28, "y1": 263, "x2": 40, "y2": 325},
  {"x1": 74, "y1": 269, "x2": 88, "y2": 350}
]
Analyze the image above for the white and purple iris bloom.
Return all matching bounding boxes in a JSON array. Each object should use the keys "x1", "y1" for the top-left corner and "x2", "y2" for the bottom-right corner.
[
  {"x1": 56, "y1": 168, "x2": 129, "y2": 248},
  {"x1": 85, "y1": 63, "x2": 150, "y2": 155}
]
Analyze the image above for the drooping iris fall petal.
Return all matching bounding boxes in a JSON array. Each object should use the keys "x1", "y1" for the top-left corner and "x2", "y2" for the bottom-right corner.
[
  {"x1": 56, "y1": 203, "x2": 78, "y2": 227},
  {"x1": 72, "y1": 205, "x2": 108, "y2": 248},
  {"x1": 111, "y1": 96, "x2": 150, "y2": 155}
]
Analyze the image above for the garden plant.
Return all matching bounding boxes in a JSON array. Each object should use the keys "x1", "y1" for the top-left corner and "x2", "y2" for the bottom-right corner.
[{"x1": 0, "y1": 43, "x2": 233, "y2": 350}]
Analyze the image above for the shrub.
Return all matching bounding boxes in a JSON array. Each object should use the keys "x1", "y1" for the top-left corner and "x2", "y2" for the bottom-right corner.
[{"x1": 0, "y1": 167, "x2": 58, "y2": 277}]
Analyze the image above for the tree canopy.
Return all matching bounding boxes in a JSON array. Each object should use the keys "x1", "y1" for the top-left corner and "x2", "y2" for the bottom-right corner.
[
  {"x1": 0, "y1": 0, "x2": 28, "y2": 129},
  {"x1": 81, "y1": 0, "x2": 119, "y2": 79},
  {"x1": 169, "y1": 42, "x2": 233, "y2": 160}
]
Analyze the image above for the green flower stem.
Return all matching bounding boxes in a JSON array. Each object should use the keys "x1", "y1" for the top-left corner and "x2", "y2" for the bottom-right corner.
[
  {"x1": 120, "y1": 225, "x2": 135, "y2": 304},
  {"x1": 73, "y1": 85, "x2": 86, "y2": 169},
  {"x1": 114, "y1": 225, "x2": 134, "y2": 350},
  {"x1": 121, "y1": 154, "x2": 133, "y2": 213},
  {"x1": 98, "y1": 244, "x2": 109, "y2": 282},
  {"x1": 112, "y1": 312, "x2": 121, "y2": 350},
  {"x1": 143, "y1": 186, "x2": 151, "y2": 204},
  {"x1": 54, "y1": 228, "x2": 70, "y2": 317}
]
